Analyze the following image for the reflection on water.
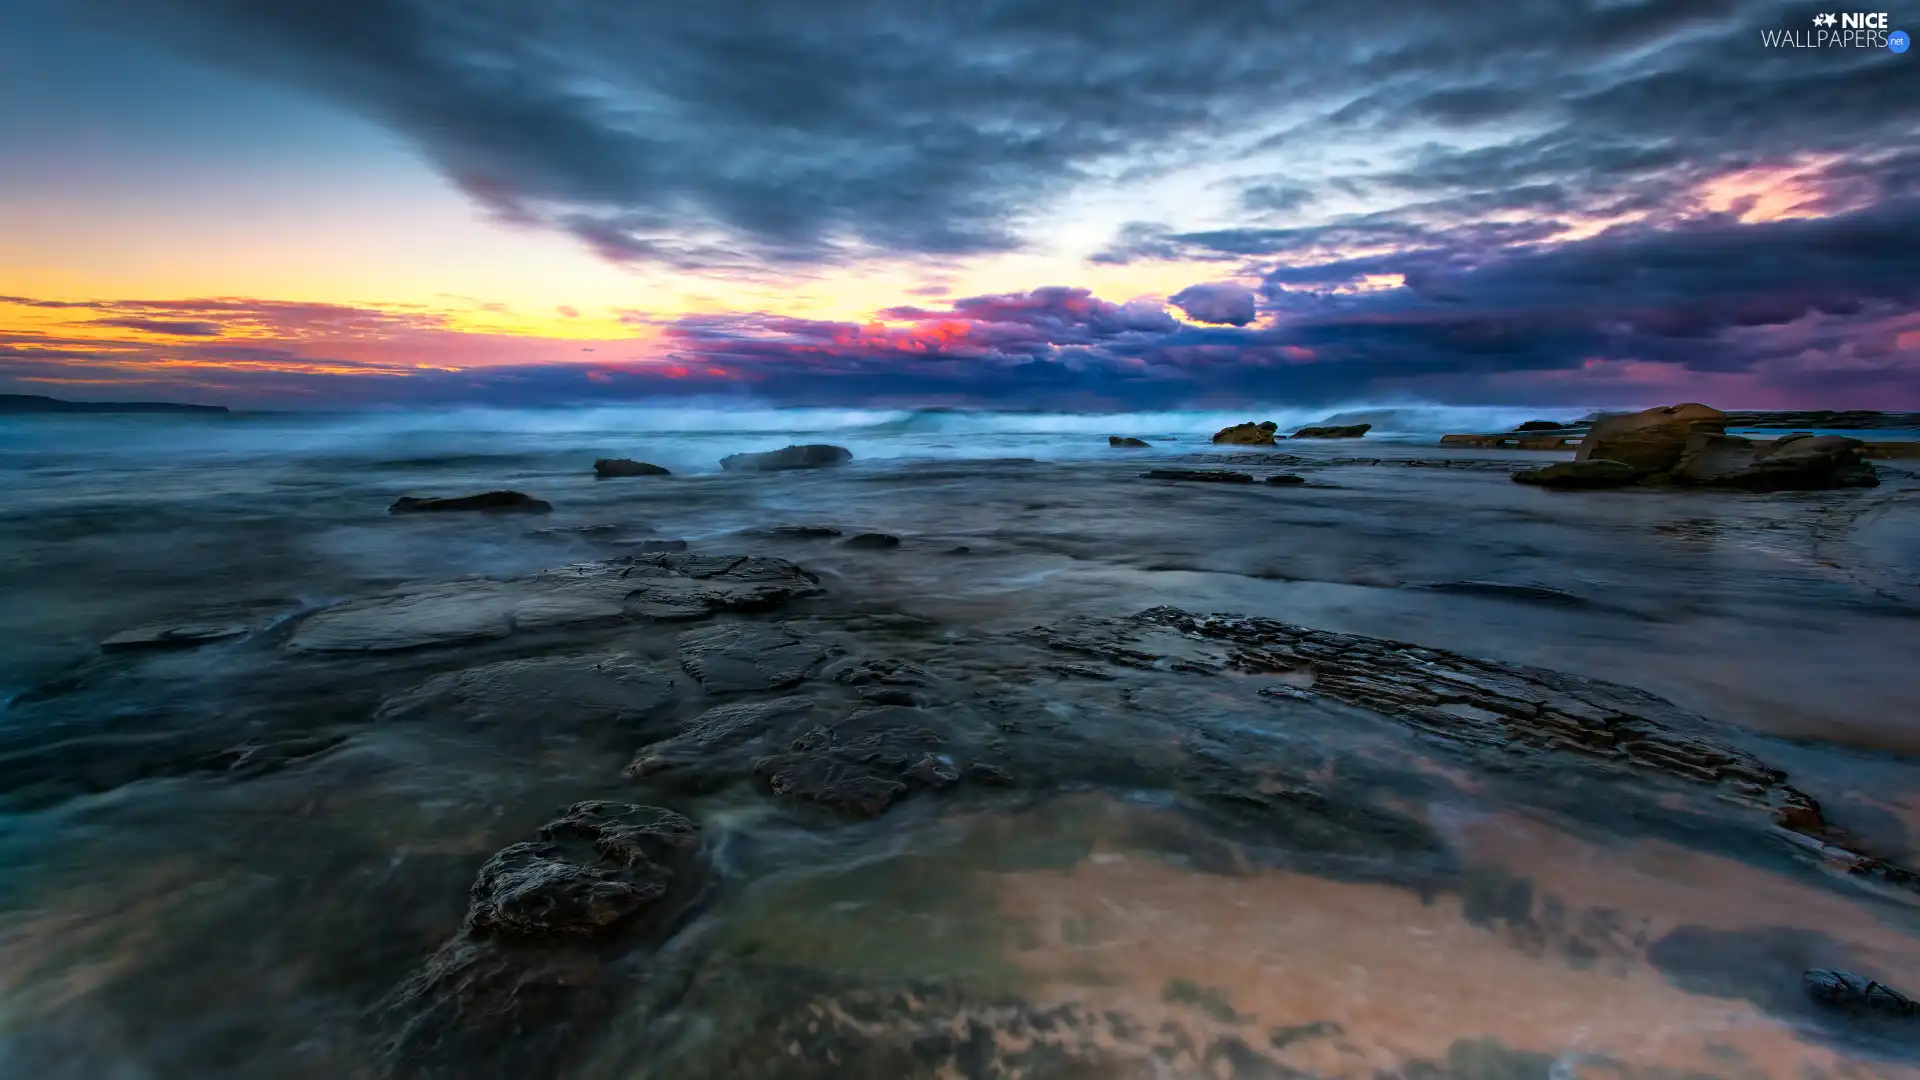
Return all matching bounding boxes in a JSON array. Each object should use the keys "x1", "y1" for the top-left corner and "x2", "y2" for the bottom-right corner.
[{"x1": 637, "y1": 796, "x2": 1920, "y2": 1080}]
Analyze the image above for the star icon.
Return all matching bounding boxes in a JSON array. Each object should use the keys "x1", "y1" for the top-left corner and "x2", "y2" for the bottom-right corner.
[{"x1": 1818, "y1": 13, "x2": 1838, "y2": 26}]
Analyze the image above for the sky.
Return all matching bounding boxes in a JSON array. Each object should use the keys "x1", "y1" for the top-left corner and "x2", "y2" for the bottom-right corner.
[{"x1": 2, "y1": 0, "x2": 1917, "y2": 411}]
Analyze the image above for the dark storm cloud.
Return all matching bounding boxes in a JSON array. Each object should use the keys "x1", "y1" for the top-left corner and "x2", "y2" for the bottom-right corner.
[
  {"x1": 1170, "y1": 283, "x2": 1258, "y2": 326},
  {"x1": 74, "y1": 0, "x2": 1916, "y2": 273},
  {"x1": 633, "y1": 198, "x2": 1920, "y2": 405}
]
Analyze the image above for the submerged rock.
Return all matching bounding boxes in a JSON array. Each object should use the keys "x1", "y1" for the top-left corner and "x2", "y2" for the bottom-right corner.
[
  {"x1": 627, "y1": 696, "x2": 817, "y2": 781},
  {"x1": 1023, "y1": 607, "x2": 1870, "y2": 863},
  {"x1": 720, "y1": 444, "x2": 852, "y2": 471},
  {"x1": 594, "y1": 458, "x2": 670, "y2": 478},
  {"x1": 1290, "y1": 424, "x2": 1371, "y2": 439},
  {"x1": 841, "y1": 532, "x2": 901, "y2": 550},
  {"x1": 377, "y1": 653, "x2": 677, "y2": 738},
  {"x1": 1511, "y1": 460, "x2": 1640, "y2": 489},
  {"x1": 1141, "y1": 469, "x2": 1255, "y2": 483},
  {"x1": 1109, "y1": 436, "x2": 1151, "y2": 448},
  {"x1": 1804, "y1": 969, "x2": 1918, "y2": 1018},
  {"x1": 0, "y1": 729, "x2": 346, "y2": 812},
  {"x1": 288, "y1": 553, "x2": 820, "y2": 653},
  {"x1": 678, "y1": 623, "x2": 833, "y2": 693},
  {"x1": 102, "y1": 620, "x2": 250, "y2": 652},
  {"x1": 1574, "y1": 403, "x2": 1724, "y2": 476},
  {"x1": 1265, "y1": 473, "x2": 1307, "y2": 485},
  {"x1": 389, "y1": 491, "x2": 553, "y2": 514},
  {"x1": 769, "y1": 526, "x2": 842, "y2": 539},
  {"x1": 1211, "y1": 421, "x2": 1279, "y2": 446},
  {"x1": 753, "y1": 705, "x2": 973, "y2": 818}
]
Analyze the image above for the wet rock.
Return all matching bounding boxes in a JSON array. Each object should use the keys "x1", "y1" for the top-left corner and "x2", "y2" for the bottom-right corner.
[
  {"x1": 945, "y1": 545, "x2": 972, "y2": 555},
  {"x1": 1109, "y1": 436, "x2": 1152, "y2": 448},
  {"x1": 830, "y1": 657, "x2": 937, "y2": 687},
  {"x1": 1805, "y1": 969, "x2": 1918, "y2": 1018},
  {"x1": 627, "y1": 697, "x2": 816, "y2": 780},
  {"x1": 288, "y1": 553, "x2": 820, "y2": 652},
  {"x1": 288, "y1": 583, "x2": 519, "y2": 653},
  {"x1": 1264, "y1": 473, "x2": 1307, "y2": 485},
  {"x1": 1574, "y1": 403, "x2": 1724, "y2": 476},
  {"x1": 1290, "y1": 424, "x2": 1371, "y2": 439},
  {"x1": 1672, "y1": 432, "x2": 1879, "y2": 491},
  {"x1": 378, "y1": 653, "x2": 677, "y2": 740},
  {"x1": 389, "y1": 491, "x2": 553, "y2": 514},
  {"x1": 678, "y1": 623, "x2": 832, "y2": 693},
  {"x1": 1515, "y1": 420, "x2": 1571, "y2": 431},
  {"x1": 467, "y1": 802, "x2": 702, "y2": 939},
  {"x1": 1511, "y1": 460, "x2": 1640, "y2": 489},
  {"x1": 1211, "y1": 421, "x2": 1279, "y2": 446},
  {"x1": 1859, "y1": 441, "x2": 1920, "y2": 460},
  {"x1": 1141, "y1": 469, "x2": 1254, "y2": 483},
  {"x1": 1025, "y1": 606, "x2": 1901, "y2": 880},
  {"x1": 720, "y1": 444, "x2": 852, "y2": 471},
  {"x1": 966, "y1": 761, "x2": 1014, "y2": 785},
  {"x1": 379, "y1": 802, "x2": 707, "y2": 1076},
  {"x1": 593, "y1": 458, "x2": 670, "y2": 478},
  {"x1": 102, "y1": 620, "x2": 249, "y2": 652},
  {"x1": 752, "y1": 706, "x2": 961, "y2": 818},
  {"x1": 770, "y1": 526, "x2": 842, "y2": 539},
  {"x1": 1666, "y1": 432, "x2": 1760, "y2": 484},
  {"x1": 842, "y1": 532, "x2": 901, "y2": 550}
]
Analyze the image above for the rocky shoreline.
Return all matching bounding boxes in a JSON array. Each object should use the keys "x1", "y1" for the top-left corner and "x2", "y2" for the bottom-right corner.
[{"x1": 1, "y1": 426, "x2": 1917, "y2": 1080}]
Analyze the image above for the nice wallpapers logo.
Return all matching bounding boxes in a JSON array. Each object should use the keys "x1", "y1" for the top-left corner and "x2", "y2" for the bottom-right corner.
[{"x1": 1762, "y1": 12, "x2": 1910, "y2": 49}]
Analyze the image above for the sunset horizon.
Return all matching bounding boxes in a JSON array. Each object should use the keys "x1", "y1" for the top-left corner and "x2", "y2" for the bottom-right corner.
[{"x1": 6, "y1": 0, "x2": 1918, "y2": 410}]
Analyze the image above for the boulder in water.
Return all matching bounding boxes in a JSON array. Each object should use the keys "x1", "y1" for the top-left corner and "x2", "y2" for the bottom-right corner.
[
  {"x1": 719, "y1": 444, "x2": 852, "y2": 471},
  {"x1": 389, "y1": 491, "x2": 553, "y2": 514},
  {"x1": 1210, "y1": 421, "x2": 1279, "y2": 446},
  {"x1": 1672, "y1": 432, "x2": 1878, "y2": 491},
  {"x1": 1574, "y1": 403, "x2": 1724, "y2": 476},
  {"x1": 1514, "y1": 420, "x2": 1571, "y2": 432},
  {"x1": 1290, "y1": 424, "x2": 1371, "y2": 439},
  {"x1": 593, "y1": 458, "x2": 669, "y2": 478},
  {"x1": 842, "y1": 532, "x2": 901, "y2": 550},
  {"x1": 1109, "y1": 436, "x2": 1151, "y2": 448}
]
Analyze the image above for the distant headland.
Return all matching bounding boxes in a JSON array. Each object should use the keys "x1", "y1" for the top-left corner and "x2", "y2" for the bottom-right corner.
[{"x1": 0, "y1": 393, "x2": 229, "y2": 415}]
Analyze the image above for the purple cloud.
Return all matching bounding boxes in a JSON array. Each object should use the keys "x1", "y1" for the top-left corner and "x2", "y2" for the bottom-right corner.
[{"x1": 1170, "y1": 283, "x2": 1258, "y2": 326}]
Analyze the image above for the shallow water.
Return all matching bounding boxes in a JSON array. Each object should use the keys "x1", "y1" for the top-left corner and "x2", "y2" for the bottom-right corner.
[{"x1": 1, "y1": 406, "x2": 1918, "y2": 1079}]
